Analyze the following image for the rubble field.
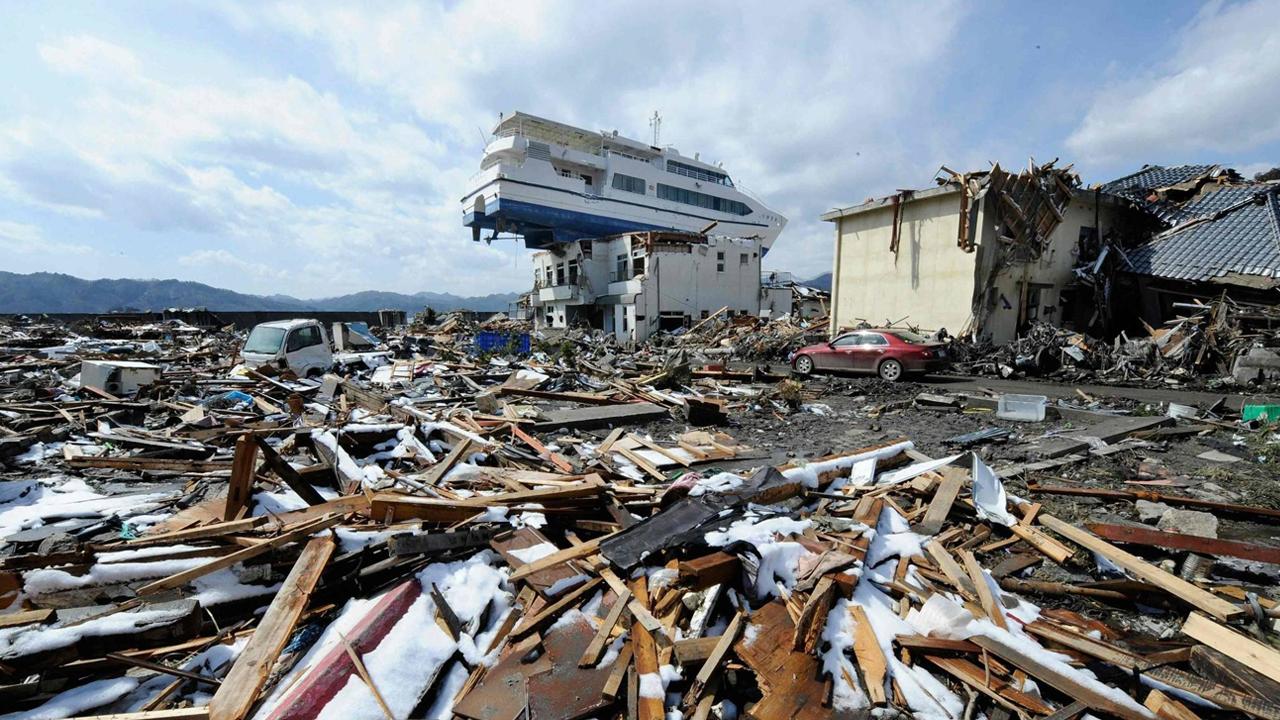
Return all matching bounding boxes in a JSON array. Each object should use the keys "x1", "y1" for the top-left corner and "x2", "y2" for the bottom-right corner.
[{"x1": 2, "y1": 312, "x2": 1280, "y2": 720}]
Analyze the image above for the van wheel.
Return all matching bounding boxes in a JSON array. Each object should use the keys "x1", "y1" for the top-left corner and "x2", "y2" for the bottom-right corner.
[
  {"x1": 878, "y1": 359, "x2": 903, "y2": 381},
  {"x1": 794, "y1": 355, "x2": 814, "y2": 375},
  {"x1": 306, "y1": 368, "x2": 322, "y2": 379}
]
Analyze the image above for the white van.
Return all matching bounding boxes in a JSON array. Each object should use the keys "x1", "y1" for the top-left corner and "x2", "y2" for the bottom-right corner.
[{"x1": 240, "y1": 319, "x2": 333, "y2": 377}]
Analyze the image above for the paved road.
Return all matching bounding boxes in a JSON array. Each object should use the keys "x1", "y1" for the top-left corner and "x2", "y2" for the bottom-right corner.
[
  {"x1": 915, "y1": 374, "x2": 1277, "y2": 411},
  {"x1": 761, "y1": 362, "x2": 1278, "y2": 411}
]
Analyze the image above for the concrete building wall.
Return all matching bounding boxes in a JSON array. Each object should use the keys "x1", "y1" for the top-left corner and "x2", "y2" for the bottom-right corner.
[
  {"x1": 976, "y1": 196, "x2": 1121, "y2": 343},
  {"x1": 830, "y1": 191, "x2": 976, "y2": 335},
  {"x1": 827, "y1": 187, "x2": 1123, "y2": 344}
]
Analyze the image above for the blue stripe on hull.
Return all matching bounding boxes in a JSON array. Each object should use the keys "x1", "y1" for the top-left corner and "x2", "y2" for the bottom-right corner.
[{"x1": 466, "y1": 198, "x2": 679, "y2": 248}]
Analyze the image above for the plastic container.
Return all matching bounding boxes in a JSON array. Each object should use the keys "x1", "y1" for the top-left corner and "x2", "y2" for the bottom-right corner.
[
  {"x1": 996, "y1": 393, "x2": 1047, "y2": 422},
  {"x1": 1242, "y1": 404, "x2": 1280, "y2": 424}
]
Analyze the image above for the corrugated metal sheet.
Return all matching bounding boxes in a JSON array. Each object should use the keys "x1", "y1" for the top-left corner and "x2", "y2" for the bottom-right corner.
[{"x1": 1125, "y1": 185, "x2": 1280, "y2": 282}]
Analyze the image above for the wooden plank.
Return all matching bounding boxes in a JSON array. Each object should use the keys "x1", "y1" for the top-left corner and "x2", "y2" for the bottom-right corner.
[
  {"x1": 1008, "y1": 524, "x2": 1072, "y2": 564},
  {"x1": 1042, "y1": 700, "x2": 1088, "y2": 720},
  {"x1": 923, "y1": 655, "x2": 1055, "y2": 716},
  {"x1": 137, "y1": 514, "x2": 340, "y2": 596},
  {"x1": 969, "y1": 634, "x2": 1155, "y2": 720},
  {"x1": 508, "y1": 534, "x2": 613, "y2": 582},
  {"x1": 1182, "y1": 611, "x2": 1280, "y2": 685},
  {"x1": 791, "y1": 576, "x2": 835, "y2": 653},
  {"x1": 422, "y1": 437, "x2": 472, "y2": 485},
  {"x1": 1038, "y1": 514, "x2": 1243, "y2": 621},
  {"x1": 579, "y1": 589, "x2": 631, "y2": 667},
  {"x1": 924, "y1": 541, "x2": 977, "y2": 598},
  {"x1": 224, "y1": 434, "x2": 259, "y2": 521},
  {"x1": 960, "y1": 549, "x2": 1008, "y2": 629},
  {"x1": 678, "y1": 551, "x2": 740, "y2": 591},
  {"x1": 914, "y1": 469, "x2": 964, "y2": 535},
  {"x1": 532, "y1": 402, "x2": 668, "y2": 432},
  {"x1": 209, "y1": 535, "x2": 334, "y2": 720},
  {"x1": 850, "y1": 605, "x2": 887, "y2": 704},
  {"x1": 74, "y1": 710, "x2": 209, "y2": 720},
  {"x1": 686, "y1": 610, "x2": 742, "y2": 705},
  {"x1": 1087, "y1": 522, "x2": 1280, "y2": 564},
  {"x1": 255, "y1": 437, "x2": 324, "y2": 506},
  {"x1": 1027, "y1": 484, "x2": 1280, "y2": 523},
  {"x1": 631, "y1": 577, "x2": 665, "y2": 720},
  {"x1": 1144, "y1": 690, "x2": 1198, "y2": 720},
  {"x1": 510, "y1": 577, "x2": 602, "y2": 640},
  {"x1": 0, "y1": 608, "x2": 53, "y2": 629},
  {"x1": 67, "y1": 457, "x2": 232, "y2": 472},
  {"x1": 129, "y1": 516, "x2": 268, "y2": 547}
]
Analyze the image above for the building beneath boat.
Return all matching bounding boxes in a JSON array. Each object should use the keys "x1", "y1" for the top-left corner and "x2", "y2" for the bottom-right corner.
[{"x1": 530, "y1": 231, "x2": 764, "y2": 344}]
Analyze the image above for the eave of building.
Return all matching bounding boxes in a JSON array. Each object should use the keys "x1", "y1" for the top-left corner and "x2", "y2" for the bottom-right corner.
[{"x1": 819, "y1": 184, "x2": 961, "y2": 222}]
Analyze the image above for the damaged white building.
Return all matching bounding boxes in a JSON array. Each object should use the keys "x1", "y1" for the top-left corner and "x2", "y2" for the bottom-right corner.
[{"x1": 530, "y1": 231, "x2": 763, "y2": 343}]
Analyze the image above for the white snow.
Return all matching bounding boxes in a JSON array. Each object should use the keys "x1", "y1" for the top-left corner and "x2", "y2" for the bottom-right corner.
[
  {"x1": 508, "y1": 542, "x2": 557, "y2": 564},
  {"x1": 781, "y1": 441, "x2": 913, "y2": 488},
  {"x1": 688, "y1": 471, "x2": 745, "y2": 496},
  {"x1": 907, "y1": 594, "x2": 1154, "y2": 719},
  {"x1": 638, "y1": 671, "x2": 665, "y2": 699},
  {"x1": 875, "y1": 453, "x2": 963, "y2": 487},
  {"x1": 0, "y1": 676, "x2": 138, "y2": 720},
  {"x1": 0, "y1": 605, "x2": 194, "y2": 660},
  {"x1": 0, "y1": 475, "x2": 170, "y2": 538},
  {"x1": 821, "y1": 599, "x2": 870, "y2": 711},
  {"x1": 972, "y1": 453, "x2": 1017, "y2": 526},
  {"x1": 24, "y1": 557, "x2": 210, "y2": 595}
]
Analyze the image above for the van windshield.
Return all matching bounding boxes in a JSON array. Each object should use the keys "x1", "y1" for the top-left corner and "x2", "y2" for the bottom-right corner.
[{"x1": 244, "y1": 326, "x2": 286, "y2": 354}]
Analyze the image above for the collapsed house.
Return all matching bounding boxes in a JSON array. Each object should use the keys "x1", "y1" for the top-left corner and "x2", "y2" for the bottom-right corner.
[
  {"x1": 821, "y1": 161, "x2": 1129, "y2": 344},
  {"x1": 530, "y1": 231, "x2": 764, "y2": 343},
  {"x1": 760, "y1": 271, "x2": 829, "y2": 320}
]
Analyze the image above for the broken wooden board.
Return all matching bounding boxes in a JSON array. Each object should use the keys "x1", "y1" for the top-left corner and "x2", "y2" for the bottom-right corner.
[
  {"x1": 531, "y1": 401, "x2": 668, "y2": 432},
  {"x1": 1182, "y1": 611, "x2": 1280, "y2": 685},
  {"x1": 1038, "y1": 514, "x2": 1242, "y2": 621},
  {"x1": 209, "y1": 534, "x2": 335, "y2": 720},
  {"x1": 1086, "y1": 522, "x2": 1280, "y2": 564},
  {"x1": 734, "y1": 600, "x2": 834, "y2": 720}
]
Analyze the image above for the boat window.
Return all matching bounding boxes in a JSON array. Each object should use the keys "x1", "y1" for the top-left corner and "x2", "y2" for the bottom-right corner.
[
  {"x1": 666, "y1": 159, "x2": 732, "y2": 186},
  {"x1": 611, "y1": 173, "x2": 646, "y2": 195},
  {"x1": 656, "y1": 184, "x2": 753, "y2": 216}
]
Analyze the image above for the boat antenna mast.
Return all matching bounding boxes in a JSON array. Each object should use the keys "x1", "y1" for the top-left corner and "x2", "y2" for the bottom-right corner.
[{"x1": 649, "y1": 111, "x2": 662, "y2": 146}]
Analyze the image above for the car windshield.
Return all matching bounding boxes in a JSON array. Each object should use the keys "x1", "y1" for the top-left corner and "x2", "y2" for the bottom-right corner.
[
  {"x1": 887, "y1": 330, "x2": 930, "y2": 344},
  {"x1": 243, "y1": 326, "x2": 286, "y2": 354}
]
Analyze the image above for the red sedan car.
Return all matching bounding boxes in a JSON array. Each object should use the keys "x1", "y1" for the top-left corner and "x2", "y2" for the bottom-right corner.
[{"x1": 790, "y1": 328, "x2": 948, "y2": 380}]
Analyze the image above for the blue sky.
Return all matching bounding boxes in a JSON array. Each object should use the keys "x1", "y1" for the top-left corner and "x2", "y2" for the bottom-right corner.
[{"x1": 1, "y1": 0, "x2": 1277, "y2": 298}]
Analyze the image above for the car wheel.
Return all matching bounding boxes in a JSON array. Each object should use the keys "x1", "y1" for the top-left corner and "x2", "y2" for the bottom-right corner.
[
  {"x1": 878, "y1": 358, "x2": 903, "y2": 381},
  {"x1": 793, "y1": 355, "x2": 814, "y2": 375}
]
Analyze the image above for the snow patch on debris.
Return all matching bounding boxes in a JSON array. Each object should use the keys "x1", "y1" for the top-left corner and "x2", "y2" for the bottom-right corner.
[
  {"x1": 0, "y1": 605, "x2": 193, "y2": 660},
  {"x1": 781, "y1": 441, "x2": 913, "y2": 488},
  {"x1": 972, "y1": 453, "x2": 1017, "y2": 526},
  {"x1": 907, "y1": 594, "x2": 1154, "y2": 719},
  {"x1": 0, "y1": 676, "x2": 138, "y2": 720},
  {"x1": 509, "y1": 542, "x2": 557, "y2": 564},
  {"x1": 0, "y1": 476, "x2": 170, "y2": 538}
]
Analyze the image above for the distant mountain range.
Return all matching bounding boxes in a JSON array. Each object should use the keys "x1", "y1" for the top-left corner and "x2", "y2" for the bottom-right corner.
[
  {"x1": 800, "y1": 273, "x2": 831, "y2": 291},
  {"x1": 0, "y1": 271, "x2": 520, "y2": 314}
]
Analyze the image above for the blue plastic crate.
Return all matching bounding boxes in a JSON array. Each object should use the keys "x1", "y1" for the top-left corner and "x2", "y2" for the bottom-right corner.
[{"x1": 474, "y1": 331, "x2": 531, "y2": 355}]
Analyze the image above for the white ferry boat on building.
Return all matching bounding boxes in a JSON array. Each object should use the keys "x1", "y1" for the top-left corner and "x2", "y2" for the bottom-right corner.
[{"x1": 462, "y1": 111, "x2": 787, "y2": 251}]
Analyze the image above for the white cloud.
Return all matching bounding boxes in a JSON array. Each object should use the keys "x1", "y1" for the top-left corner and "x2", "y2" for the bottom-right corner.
[
  {"x1": 0, "y1": 220, "x2": 94, "y2": 256},
  {"x1": 1067, "y1": 0, "x2": 1280, "y2": 165},
  {"x1": 246, "y1": 0, "x2": 967, "y2": 282},
  {"x1": 1, "y1": 3, "x2": 970, "y2": 294},
  {"x1": 178, "y1": 249, "x2": 288, "y2": 280},
  {"x1": 38, "y1": 34, "x2": 141, "y2": 79}
]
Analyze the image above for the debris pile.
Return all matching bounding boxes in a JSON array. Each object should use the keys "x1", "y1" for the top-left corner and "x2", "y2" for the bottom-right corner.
[
  {"x1": 3, "y1": 316, "x2": 1280, "y2": 720},
  {"x1": 952, "y1": 296, "x2": 1280, "y2": 388}
]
